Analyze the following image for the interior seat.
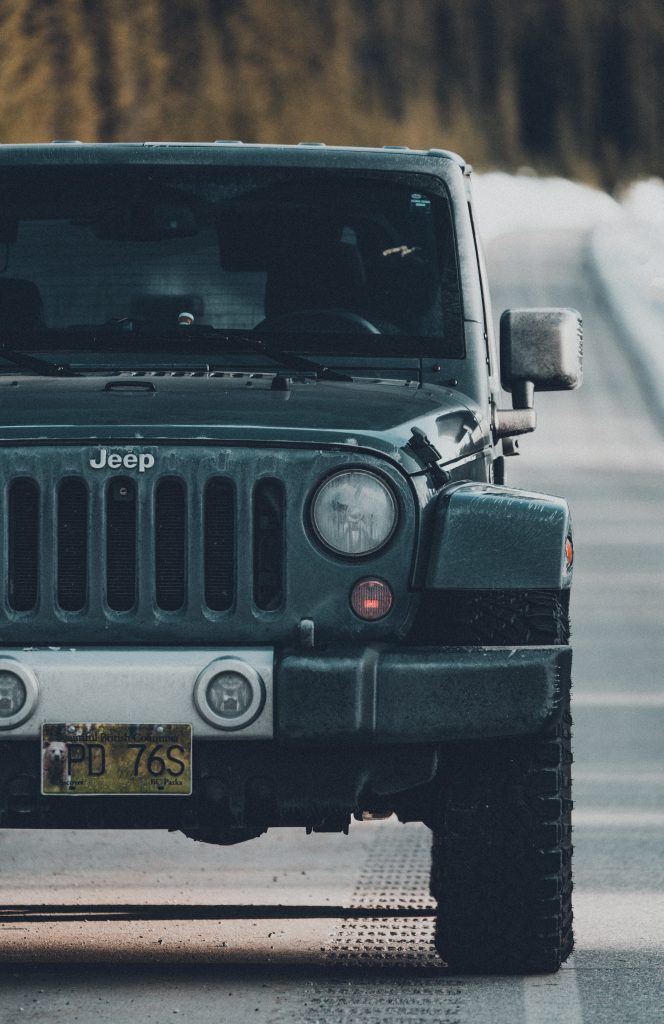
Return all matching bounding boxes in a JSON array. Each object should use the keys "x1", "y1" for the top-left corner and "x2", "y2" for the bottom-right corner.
[
  {"x1": 0, "y1": 278, "x2": 45, "y2": 331},
  {"x1": 263, "y1": 229, "x2": 366, "y2": 323}
]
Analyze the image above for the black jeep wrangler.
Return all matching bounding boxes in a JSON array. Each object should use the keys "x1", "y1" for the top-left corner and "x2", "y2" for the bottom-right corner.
[{"x1": 0, "y1": 142, "x2": 581, "y2": 973}]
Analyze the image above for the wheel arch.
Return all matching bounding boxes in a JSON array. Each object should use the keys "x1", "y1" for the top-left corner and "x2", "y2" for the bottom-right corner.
[{"x1": 426, "y1": 482, "x2": 573, "y2": 590}]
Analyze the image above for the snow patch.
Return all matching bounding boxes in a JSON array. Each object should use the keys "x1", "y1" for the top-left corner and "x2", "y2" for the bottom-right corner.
[
  {"x1": 472, "y1": 171, "x2": 620, "y2": 243},
  {"x1": 620, "y1": 177, "x2": 664, "y2": 227},
  {"x1": 471, "y1": 169, "x2": 664, "y2": 427}
]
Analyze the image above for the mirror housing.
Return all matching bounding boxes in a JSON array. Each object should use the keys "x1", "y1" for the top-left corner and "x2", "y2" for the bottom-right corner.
[
  {"x1": 494, "y1": 308, "x2": 583, "y2": 441},
  {"x1": 500, "y1": 308, "x2": 583, "y2": 406}
]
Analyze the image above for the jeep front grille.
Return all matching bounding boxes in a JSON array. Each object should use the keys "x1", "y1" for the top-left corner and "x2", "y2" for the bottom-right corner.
[
  {"x1": 6, "y1": 469, "x2": 242, "y2": 621},
  {"x1": 3, "y1": 455, "x2": 273, "y2": 634},
  {"x1": 0, "y1": 445, "x2": 414, "y2": 644}
]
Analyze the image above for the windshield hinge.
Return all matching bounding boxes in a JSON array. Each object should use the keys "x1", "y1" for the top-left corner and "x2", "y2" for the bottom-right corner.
[{"x1": 404, "y1": 427, "x2": 449, "y2": 486}]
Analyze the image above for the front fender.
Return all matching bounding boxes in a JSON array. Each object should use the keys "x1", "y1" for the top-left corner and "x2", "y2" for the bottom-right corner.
[{"x1": 425, "y1": 482, "x2": 572, "y2": 590}]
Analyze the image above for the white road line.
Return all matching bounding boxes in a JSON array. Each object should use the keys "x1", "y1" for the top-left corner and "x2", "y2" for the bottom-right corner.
[
  {"x1": 523, "y1": 957, "x2": 584, "y2": 1024},
  {"x1": 573, "y1": 694, "x2": 664, "y2": 707},
  {"x1": 574, "y1": 809, "x2": 664, "y2": 827},
  {"x1": 574, "y1": 770, "x2": 664, "y2": 784}
]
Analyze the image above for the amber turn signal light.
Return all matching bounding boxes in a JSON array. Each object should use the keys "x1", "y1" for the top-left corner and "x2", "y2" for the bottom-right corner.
[
  {"x1": 565, "y1": 537, "x2": 574, "y2": 568},
  {"x1": 350, "y1": 578, "x2": 393, "y2": 620}
]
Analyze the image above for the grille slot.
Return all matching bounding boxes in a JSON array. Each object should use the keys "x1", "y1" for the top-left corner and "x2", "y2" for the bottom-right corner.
[
  {"x1": 204, "y1": 477, "x2": 234, "y2": 611},
  {"x1": 155, "y1": 477, "x2": 186, "y2": 611},
  {"x1": 8, "y1": 478, "x2": 40, "y2": 612},
  {"x1": 57, "y1": 478, "x2": 88, "y2": 611},
  {"x1": 253, "y1": 478, "x2": 285, "y2": 611},
  {"x1": 106, "y1": 477, "x2": 137, "y2": 611}
]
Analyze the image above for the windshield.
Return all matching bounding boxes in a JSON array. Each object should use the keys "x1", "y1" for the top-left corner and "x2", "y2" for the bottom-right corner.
[{"x1": 0, "y1": 165, "x2": 465, "y2": 367}]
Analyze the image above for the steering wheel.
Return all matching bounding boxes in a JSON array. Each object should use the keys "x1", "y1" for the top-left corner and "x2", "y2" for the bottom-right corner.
[{"x1": 254, "y1": 308, "x2": 382, "y2": 334}]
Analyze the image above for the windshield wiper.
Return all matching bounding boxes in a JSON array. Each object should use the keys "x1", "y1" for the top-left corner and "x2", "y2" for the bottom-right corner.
[
  {"x1": 8, "y1": 323, "x2": 353, "y2": 381},
  {"x1": 98, "y1": 322, "x2": 353, "y2": 380},
  {"x1": 0, "y1": 347, "x2": 80, "y2": 377},
  {"x1": 213, "y1": 333, "x2": 353, "y2": 382}
]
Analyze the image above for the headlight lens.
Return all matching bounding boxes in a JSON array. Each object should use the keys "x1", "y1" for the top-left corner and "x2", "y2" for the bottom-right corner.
[
  {"x1": 0, "y1": 671, "x2": 26, "y2": 719},
  {"x1": 206, "y1": 672, "x2": 254, "y2": 720},
  {"x1": 350, "y1": 578, "x2": 394, "y2": 620},
  {"x1": 311, "y1": 470, "x2": 398, "y2": 556}
]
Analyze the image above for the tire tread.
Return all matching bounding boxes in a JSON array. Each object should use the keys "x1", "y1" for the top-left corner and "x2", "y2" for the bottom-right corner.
[{"x1": 430, "y1": 591, "x2": 573, "y2": 974}]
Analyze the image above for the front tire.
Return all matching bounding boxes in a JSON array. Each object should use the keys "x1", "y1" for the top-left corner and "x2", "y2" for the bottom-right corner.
[{"x1": 429, "y1": 590, "x2": 573, "y2": 974}]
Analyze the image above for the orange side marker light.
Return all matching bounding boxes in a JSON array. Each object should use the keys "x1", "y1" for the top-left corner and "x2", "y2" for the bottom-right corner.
[{"x1": 565, "y1": 537, "x2": 574, "y2": 569}]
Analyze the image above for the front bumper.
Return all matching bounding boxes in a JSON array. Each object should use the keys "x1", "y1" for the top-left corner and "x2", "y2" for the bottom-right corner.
[
  {"x1": 278, "y1": 645, "x2": 571, "y2": 743},
  {"x1": 0, "y1": 645, "x2": 571, "y2": 829},
  {"x1": 1, "y1": 644, "x2": 571, "y2": 744}
]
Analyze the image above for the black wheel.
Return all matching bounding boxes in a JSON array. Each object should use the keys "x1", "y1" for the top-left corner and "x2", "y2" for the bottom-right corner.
[{"x1": 429, "y1": 590, "x2": 573, "y2": 974}]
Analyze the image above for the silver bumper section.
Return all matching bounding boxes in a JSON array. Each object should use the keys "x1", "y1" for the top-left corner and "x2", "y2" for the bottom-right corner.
[{"x1": 0, "y1": 648, "x2": 274, "y2": 739}]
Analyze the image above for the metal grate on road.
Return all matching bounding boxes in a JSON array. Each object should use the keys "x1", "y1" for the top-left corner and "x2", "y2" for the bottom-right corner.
[
  {"x1": 325, "y1": 823, "x2": 441, "y2": 971},
  {"x1": 268, "y1": 823, "x2": 453, "y2": 1024}
]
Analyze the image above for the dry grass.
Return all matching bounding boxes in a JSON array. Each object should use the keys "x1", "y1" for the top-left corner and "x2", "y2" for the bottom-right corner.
[{"x1": 0, "y1": 0, "x2": 662, "y2": 187}]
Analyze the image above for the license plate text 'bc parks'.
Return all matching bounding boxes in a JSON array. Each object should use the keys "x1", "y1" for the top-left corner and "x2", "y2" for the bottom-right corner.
[{"x1": 41, "y1": 724, "x2": 192, "y2": 795}]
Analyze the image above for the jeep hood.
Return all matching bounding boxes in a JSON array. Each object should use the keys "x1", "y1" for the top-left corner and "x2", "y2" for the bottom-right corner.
[{"x1": 0, "y1": 374, "x2": 489, "y2": 473}]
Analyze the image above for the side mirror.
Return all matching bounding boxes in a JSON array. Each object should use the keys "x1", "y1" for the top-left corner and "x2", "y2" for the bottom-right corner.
[{"x1": 495, "y1": 308, "x2": 583, "y2": 439}]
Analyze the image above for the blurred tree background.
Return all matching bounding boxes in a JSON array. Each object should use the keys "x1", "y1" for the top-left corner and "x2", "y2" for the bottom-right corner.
[{"x1": 0, "y1": 0, "x2": 662, "y2": 189}]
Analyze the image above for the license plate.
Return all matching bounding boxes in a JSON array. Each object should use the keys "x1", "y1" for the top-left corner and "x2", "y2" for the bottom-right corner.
[{"x1": 41, "y1": 724, "x2": 192, "y2": 796}]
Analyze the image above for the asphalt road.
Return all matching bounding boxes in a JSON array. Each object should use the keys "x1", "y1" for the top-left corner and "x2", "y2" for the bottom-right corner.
[{"x1": 1, "y1": 227, "x2": 663, "y2": 1023}]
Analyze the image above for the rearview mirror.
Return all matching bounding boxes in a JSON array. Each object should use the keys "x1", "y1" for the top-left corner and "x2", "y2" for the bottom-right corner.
[
  {"x1": 96, "y1": 201, "x2": 199, "y2": 241},
  {"x1": 500, "y1": 308, "x2": 583, "y2": 408}
]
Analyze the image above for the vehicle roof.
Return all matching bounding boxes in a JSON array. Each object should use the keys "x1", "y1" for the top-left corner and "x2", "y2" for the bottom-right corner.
[{"x1": 0, "y1": 141, "x2": 469, "y2": 175}]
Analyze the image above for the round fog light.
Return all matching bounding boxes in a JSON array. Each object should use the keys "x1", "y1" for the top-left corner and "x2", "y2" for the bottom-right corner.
[
  {"x1": 0, "y1": 671, "x2": 26, "y2": 719},
  {"x1": 207, "y1": 672, "x2": 254, "y2": 720},
  {"x1": 0, "y1": 661, "x2": 38, "y2": 730},
  {"x1": 194, "y1": 658, "x2": 266, "y2": 730},
  {"x1": 350, "y1": 578, "x2": 394, "y2": 620}
]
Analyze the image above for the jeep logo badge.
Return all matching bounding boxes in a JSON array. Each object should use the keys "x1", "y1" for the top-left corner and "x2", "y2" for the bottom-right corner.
[{"x1": 89, "y1": 449, "x2": 155, "y2": 473}]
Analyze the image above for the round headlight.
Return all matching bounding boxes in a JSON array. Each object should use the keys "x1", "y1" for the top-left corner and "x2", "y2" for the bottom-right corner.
[{"x1": 311, "y1": 470, "x2": 398, "y2": 556}]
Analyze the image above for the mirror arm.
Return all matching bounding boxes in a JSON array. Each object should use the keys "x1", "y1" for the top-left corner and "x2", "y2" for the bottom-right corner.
[
  {"x1": 493, "y1": 376, "x2": 536, "y2": 440},
  {"x1": 512, "y1": 379, "x2": 535, "y2": 410},
  {"x1": 493, "y1": 407, "x2": 537, "y2": 440}
]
